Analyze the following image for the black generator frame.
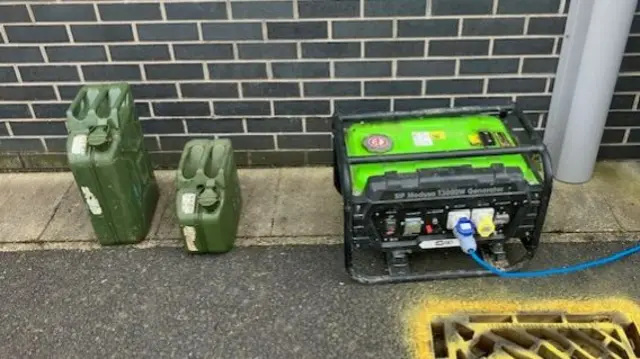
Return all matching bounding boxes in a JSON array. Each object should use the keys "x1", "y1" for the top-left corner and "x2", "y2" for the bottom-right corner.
[{"x1": 331, "y1": 104, "x2": 554, "y2": 285}]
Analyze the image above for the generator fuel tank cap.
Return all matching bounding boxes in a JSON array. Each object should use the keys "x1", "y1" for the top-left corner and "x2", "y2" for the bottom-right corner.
[{"x1": 363, "y1": 134, "x2": 392, "y2": 153}]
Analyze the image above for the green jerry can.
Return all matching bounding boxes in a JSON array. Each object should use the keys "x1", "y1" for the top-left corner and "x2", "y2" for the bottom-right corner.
[
  {"x1": 175, "y1": 139, "x2": 242, "y2": 253},
  {"x1": 65, "y1": 83, "x2": 159, "y2": 245}
]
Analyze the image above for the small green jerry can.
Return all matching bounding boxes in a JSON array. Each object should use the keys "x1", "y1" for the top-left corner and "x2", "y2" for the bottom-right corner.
[
  {"x1": 65, "y1": 83, "x2": 159, "y2": 245},
  {"x1": 175, "y1": 139, "x2": 242, "y2": 253}
]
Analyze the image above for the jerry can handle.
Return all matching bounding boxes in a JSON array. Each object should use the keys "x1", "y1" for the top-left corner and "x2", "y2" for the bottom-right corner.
[{"x1": 87, "y1": 118, "x2": 111, "y2": 147}]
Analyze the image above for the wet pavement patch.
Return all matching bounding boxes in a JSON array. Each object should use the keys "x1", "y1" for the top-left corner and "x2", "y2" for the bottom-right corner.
[{"x1": 406, "y1": 298, "x2": 640, "y2": 359}]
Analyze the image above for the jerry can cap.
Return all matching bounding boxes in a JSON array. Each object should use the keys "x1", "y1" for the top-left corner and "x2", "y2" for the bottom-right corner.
[
  {"x1": 87, "y1": 119, "x2": 111, "y2": 147},
  {"x1": 198, "y1": 179, "x2": 220, "y2": 207}
]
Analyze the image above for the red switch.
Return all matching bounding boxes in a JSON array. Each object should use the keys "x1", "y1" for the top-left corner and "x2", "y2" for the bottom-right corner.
[{"x1": 425, "y1": 224, "x2": 433, "y2": 234}]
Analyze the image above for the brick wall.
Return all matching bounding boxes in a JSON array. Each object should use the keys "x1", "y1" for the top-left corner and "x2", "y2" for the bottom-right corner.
[{"x1": 0, "y1": 0, "x2": 638, "y2": 170}]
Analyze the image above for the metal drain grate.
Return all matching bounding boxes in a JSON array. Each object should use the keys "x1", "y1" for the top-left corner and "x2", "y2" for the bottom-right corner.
[{"x1": 430, "y1": 312, "x2": 640, "y2": 359}]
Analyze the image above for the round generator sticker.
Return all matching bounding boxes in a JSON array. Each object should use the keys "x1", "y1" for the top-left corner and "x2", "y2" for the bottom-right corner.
[{"x1": 363, "y1": 134, "x2": 392, "y2": 153}]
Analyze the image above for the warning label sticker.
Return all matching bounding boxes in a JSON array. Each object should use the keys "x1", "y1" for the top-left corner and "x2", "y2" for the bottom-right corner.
[
  {"x1": 412, "y1": 132, "x2": 433, "y2": 147},
  {"x1": 363, "y1": 134, "x2": 392, "y2": 153}
]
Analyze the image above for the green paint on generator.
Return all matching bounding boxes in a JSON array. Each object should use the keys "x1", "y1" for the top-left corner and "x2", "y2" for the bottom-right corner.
[
  {"x1": 65, "y1": 83, "x2": 159, "y2": 245},
  {"x1": 331, "y1": 105, "x2": 553, "y2": 284},
  {"x1": 175, "y1": 139, "x2": 243, "y2": 253}
]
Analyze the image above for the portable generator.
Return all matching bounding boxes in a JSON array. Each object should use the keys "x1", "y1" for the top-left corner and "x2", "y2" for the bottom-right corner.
[{"x1": 331, "y1": 105, "x2": 553, "y2": 284}]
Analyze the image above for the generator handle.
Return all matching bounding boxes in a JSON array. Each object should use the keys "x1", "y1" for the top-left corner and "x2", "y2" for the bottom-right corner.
[{"x1": 335, "y1": 105, "x2": 515, "y2": 123}]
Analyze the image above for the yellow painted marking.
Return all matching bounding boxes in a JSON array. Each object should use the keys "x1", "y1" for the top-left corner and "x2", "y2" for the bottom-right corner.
[
  {"x1": 404, "y1": 297, "x2": 640, "y2": 359},
  {"x1": 431, "y1": 131, "x2": 446, "y2": 140},
  {"x1": 468, "y1": 134, "x2": 481, "y2": 146}
]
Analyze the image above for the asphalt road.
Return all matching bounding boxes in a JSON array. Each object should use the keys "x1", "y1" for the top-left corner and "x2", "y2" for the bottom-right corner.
[{"x1": 1, "y1": 242, "x2": 640, "y2": 359}]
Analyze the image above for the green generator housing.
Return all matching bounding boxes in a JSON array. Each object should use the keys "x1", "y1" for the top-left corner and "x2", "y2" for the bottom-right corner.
[{"x1": 332, "y1": 105, "x2": 553, "y2": 284}]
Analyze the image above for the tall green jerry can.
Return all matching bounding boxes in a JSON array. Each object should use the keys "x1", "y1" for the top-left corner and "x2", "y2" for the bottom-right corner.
[
  {"x1": 175, "y1": 139, "x2": 242, "y2": 253},
  {"x1": 65, "y1": 83, "x2": 159, "y2": 245}
]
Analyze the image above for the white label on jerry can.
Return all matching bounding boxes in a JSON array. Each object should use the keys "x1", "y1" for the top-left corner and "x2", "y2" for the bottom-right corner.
[
  {"x1": 182, "y1": 226, "x2": 198, "y2": 252},
  {"x1": 412, "y1": 132, "x2": 433, "y2": 147},
  {"x1": 80, "y1": 186, "x2": 102, "y2": 215},
  {"x1": 181, "y1": 193, "x2": 196, "y2": 214},
  {"x1": 71, "y1": 134, "x2": 88, "y2": 155}
]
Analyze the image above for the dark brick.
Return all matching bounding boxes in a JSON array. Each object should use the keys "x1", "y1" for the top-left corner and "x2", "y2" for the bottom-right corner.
[
  {"x1": 364, "y1": 0, "x2": 427, "y2": 17},
  {"x1": 601, "y1": 129, "x2": 626, "y2": 144},
  {"x1": 141, "y1": 120, "x2": 184, "y2": 134},
  {"x1": 209, "y1": 63, "x2": 267, "y2": 80},
  {"x1": 426, "y1": 79, "x2": 483, "y2": 95},
  {"x1": 307, "y1": 150, "x2": 333, "y2": 165},
  {"x1": 0, "y1": 67, "x2": 17, "y2": 83},
  {"x1": 153, "y1": 102, "x2": 210, "y2": 117},
  {"x1": 267, "y1": 22, "x2": 327, "y2": 40},
  {"x1": 83, "y1": 65, "x2": 141, "y2": 81},
  {"x1": 19, "y1": 66, "x2": 79, "y2": 82},
  {"x1": 515, "y1": 95, "x2": 551, "y2": 111},
  {"x1": 459, "y1": 58, "x2": 520, "y2": 74},
  {"x1": 272, "y1": 62, "x2": 328, "y2": 79},
  {"x1": 32, "y1": 4, "x2": 96, "y2": 22},
  {"x1": 610, "y1": 95, "x2": 636, "y2": 110},
  {"x1": 250, "y1": 151, "x2": 305, "y2": 167},
  {"x1": 46, "y1": 46, "x2": 107, "y2": 63},
  {"x1": 10, "y1": 121, "x2": 66, "y2": 136},
  {"x1": 333, "y1": 20, "x2": 392, "y2": 39},
  {"x1": 159, "y1": 137, "x2": 202, "y2": 152},
  {"x1": 0, "y1": 86, "x2": 56, "y2": 101},
  {"x1": 137, "y1": 23, "x2": 199, "y2": 41},
  {"x1": 98, "y1": 3, "x2": 162, "y2": 21},
  {"x1": 462, "y1": 18, "x2": 525, "y2": 36},
  {"x1": 298, "y1": 0, "x2": 358, "y2": 18},
  {"x1": 397, "y1": 60, "x2": 455, "y2": 77},
  {"x1": 143, "y1": 137, "x2": 160, "y2": 152},
  {"x1": 57, "y1": 85, "x2": 83, "y2": 101},
  {"x1": 136, "y1": 102, "x2": 151, "y2": 118},
  {"x1": 214, "y1": 101, "x2": 271, "y2": 116},
  {"x1": 625, "y1": 36, "x2": 640, "y2": 53},
  {"x1": 174, "y1": 44, "x2": 234, "y2": 60},
  {"x1": 335, "y1": 99, "x2": 390, "y2": 115},
  {"x1": 429, "y1": 39, "x2": 490, "y2": 56},
  {"x1": 145, "y1": 64, "x2": 204, "y2": 81},
  {"x1": 32, "y1": 103, "x2": 70, "y2": 118},
  {"x1": 274, "y1": 100, "x2": 331, "y2": 115},
  {"x1": 238, "y1": 43, "x2": 297, "y2": 59},
  {"x1": 335, "y1": 61, "x2": 392, "y2": 78},
  {"x1": 0, "y1": 104, "x2": 32, "y2": 119},
  {"x1": 305, "y1": 118, "x2": 332, "y2": 132},
  {"x1": 454, "y1": 97, "x2": 513, "y2": 107},
  {"x1": 185, "y1": 119, "x2": 244, "y2": 133},
  {"x1": 6, "y1": 25, "x2": 69, "y2": 43},
  {"x1": 181, "y1": 83, "x2": 238, "y2": 99},
  {"x1": 365, "y1": 41, "x2": 423, "y2": 58},
  {"x1": 488, "y1": 78, "x2": 548, "y2": 93},
  {"x1": 202, "y1": 23, "x2": 263, "y2": 41},
  {"x1": 165, "y1": 2, "x2": 227, "y2": 20},
  {"x1": 303, "y1": 42, "x2": 360, "y2": 58},
  {"x1": 398, "y1": 19, "x2": 459, "y2": 37},
  {"x1": 431, "y1": 0, "x2": 493, "y2": 15},
  {"x1": 71, "y1": 25, "x2": 133, "y2": 43},
  {"x1": 231, "y1": 1, "x2": 293, "y2": 19},
  {"x1": 365, "y1": 80, "x2": 422, "y2": 96},
  {"x1": 493, "y1": 38, "x2": 555, "y2": 55},
  {"x1": 304, "y1": 81, "x2": 361, "y2": 97},
  {"x1": 607, "y1": 112, "x2": 640, "y2": 127},
  {"x1": 628, "y1": 129, "x2": 640, "y2": 142},
  {"x1": 522, "y1": 57, "x2": 559, "y2": 73},
  {"x1": 528, "y1": 17, "x2": 566, "y2": 35},
  {"x1": 0, "y1": 5, "x2": 32, "y2": 23},
  {"x1": 219, "y1": 135, "x2": 275, "y2": 150},
  {"x1": 131, "y1": 83, "x2": 178, "y2": 99},
  {"x1": 110, "y1": 45, "x2": 170, "y2": 61},
  {"x1": 278, "y1": 134, "x2": 330, "y2": 149},
  {"x1": 556, "y1": 38, "x2": 563, "y2": 54},
  {"x1": 394, "y1": 98, "x2": 451, "y2": 111},
  {"x1": 0, "y1": 124, "x2": 8, "y2": 137},
  {"x1": 597, "y1": 145, "x2": 640, "y2": 159},
  {"x1": 621, "y1": 56, "x2": 640, "y2": 73},
  {"x1": 243, "y1": 82, "x2": 299, "y2": 98},
  {"x1": 0, "y1": 138, "x2": 44, "y2": 152},
  {"x1": 0, "y1": 47, "x2": 43, "y2": 63},
  {"x1": 615, "y1": 76, "x2": 640, "y2": 92},
  {"x1": 246, "y1": 118, "x2": 302, "y2": 132},
  {"x1": 632, "y1": 15, "x2": 640, "y2": 34},
  {"x1": 497, "y1": 0, "x2": 561, "y2": 14}
]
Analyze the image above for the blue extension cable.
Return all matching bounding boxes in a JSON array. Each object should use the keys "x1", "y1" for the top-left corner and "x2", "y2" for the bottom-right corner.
[{"x1": 453, "y1": 217, "x2": 640, "y2": 278}]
